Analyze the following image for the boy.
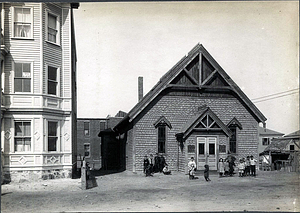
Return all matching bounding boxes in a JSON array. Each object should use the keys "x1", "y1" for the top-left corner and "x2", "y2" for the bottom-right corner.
[
  {"x1": 188, "y1": 157, "x2": 197, "y2": 179},
  {"x1": 250, "y1": 155, "x2": 257, "y2": 177},
  {"x1": 204, "y1": 164, "x2": 211, "y2": 181}
]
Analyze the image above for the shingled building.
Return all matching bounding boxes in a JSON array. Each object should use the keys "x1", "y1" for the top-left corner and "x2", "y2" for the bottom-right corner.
[{"x1": 114, "y1": 44, "x2": 267, "y2": 173}]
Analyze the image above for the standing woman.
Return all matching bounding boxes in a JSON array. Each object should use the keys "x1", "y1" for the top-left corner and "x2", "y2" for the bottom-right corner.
[{"x1": 218, "y1": 158, "x2": 225, "y2": 177}]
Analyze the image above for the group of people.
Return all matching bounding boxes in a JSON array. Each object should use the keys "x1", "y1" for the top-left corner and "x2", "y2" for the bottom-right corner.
[
  {"x1": 143, "y1": 153, "x2": 171, "y2": 176},
  {"x1": 188, "y1": 155, "x2": 258, "y2": 181},
  {"x1": 218, "y1": 155, "x2": 257, "y2": 177},
  {"x1": 188, "y1": 157, "x2": 211, "y2": 181}
]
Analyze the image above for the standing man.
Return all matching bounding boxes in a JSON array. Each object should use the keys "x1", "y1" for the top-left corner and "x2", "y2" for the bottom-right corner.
[{"x1": 250, "y1": 155, "x2": 257, "y2": 177}]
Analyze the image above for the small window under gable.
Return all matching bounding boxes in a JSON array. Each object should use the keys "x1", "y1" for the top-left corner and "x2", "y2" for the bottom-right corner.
[
  {"x1": 153, "y1": 116, "x2": 172, "y2": 129},
  {"x1": 154, "y1": 116, "x2": 172, "y2": 154}
]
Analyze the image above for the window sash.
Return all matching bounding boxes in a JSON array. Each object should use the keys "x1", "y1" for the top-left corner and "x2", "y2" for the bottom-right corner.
[
  {"x1": 48, "y1": 66, "x2": 58, "y2": 95},
  {"x1": 84, "y1": 122, "x2": 90, "y2": 136},
  {"x1": 84, "y1": 144, "x2": 90, "y2": 157},
  {"x1": 48, "y1": 121, "x2": 58, "y2": 151},
  {"x1": 47, "y1": 13, "x2": 59, "y2": 43},
  {"x1": 14, "y1": 121, "x2": 31, "y2": 152},
  {"x1": 14, "y1": 8, "x2": 32, "y2": 38},
  {"x1": 158, "y1": 126, "x2": 166, "y2": 153},
  {"x1": 14, "y1": 63, "x2": 31, "y2": 92},
  {"x1": 229, "y1": 127, "x2": 237, "y2": 153},
  {"x1": 262, "y1": 138, "x2": 270, "y2": 146}
]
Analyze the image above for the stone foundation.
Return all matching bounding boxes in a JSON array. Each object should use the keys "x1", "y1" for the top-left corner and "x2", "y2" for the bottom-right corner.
[{"x1": 7, "y1": 169, "x2": 72, "y2": 183}]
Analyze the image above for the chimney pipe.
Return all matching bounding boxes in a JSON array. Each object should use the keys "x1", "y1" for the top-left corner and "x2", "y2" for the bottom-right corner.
[{"x1": 138, "y1": 76, "x2": 143, "y2": 102}]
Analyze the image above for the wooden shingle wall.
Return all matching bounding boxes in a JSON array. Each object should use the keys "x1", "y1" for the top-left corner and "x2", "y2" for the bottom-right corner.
[{"x1": 129, "y1": 91, "x2": 259, "y2": 172}]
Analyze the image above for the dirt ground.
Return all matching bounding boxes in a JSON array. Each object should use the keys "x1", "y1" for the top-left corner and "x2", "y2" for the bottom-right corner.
[{"x1": 1, "y1": 170, "x2": 299, "y2": 212}]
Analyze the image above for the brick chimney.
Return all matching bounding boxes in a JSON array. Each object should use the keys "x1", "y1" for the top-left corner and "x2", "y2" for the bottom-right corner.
[{"x1": 138, "y1": 76, "x2": 143, "y2": 102}]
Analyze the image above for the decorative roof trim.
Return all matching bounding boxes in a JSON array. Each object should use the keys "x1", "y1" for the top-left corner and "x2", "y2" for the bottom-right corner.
[
  {"x1": 119, "y1": 44, "x2": 266, "y2": 127},
  {"x1": 177, "y1": 107, "x2": 232, "y2": 140},
  {"x1": 153, "y1": 116, "x2": 172, "y2": 129},
  {"x1": 227, "y1": 117, "x2": 243, "y2": 130}
]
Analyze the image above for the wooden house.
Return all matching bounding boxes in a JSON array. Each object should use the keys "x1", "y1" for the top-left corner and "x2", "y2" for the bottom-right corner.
[
  {"x1": 0, "y1": 3, "x2": 79, "y2": 181},
  {"x1": 261, "y1": 130, "x2": 300, "y2": 171},
  {"x1": 258, "y1": 126, "x2": 284, "y2": 154},
  {"x1": 114, "y1": 44, "x2": 267, "y2": 173}
]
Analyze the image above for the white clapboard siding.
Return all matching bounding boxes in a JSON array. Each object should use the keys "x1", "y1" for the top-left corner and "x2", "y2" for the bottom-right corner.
[
  {"x1": 4, "y1": 3, "x2": 41, "y2": 94},
  {"x1": 43, "y1": 4, "x2": 63, "y2": 95},
  {"x1": 62, "y1": 8, "x2": 71, "y2": 98}
]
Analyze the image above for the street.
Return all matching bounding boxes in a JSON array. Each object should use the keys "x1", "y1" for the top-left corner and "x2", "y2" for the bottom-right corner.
[{"x1": 1, "y1": 170, "x2": 299, "y2": 212}]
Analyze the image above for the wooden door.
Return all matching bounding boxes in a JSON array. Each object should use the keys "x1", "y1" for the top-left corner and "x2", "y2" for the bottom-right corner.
[{"x1": 197, "y1": 137, "x2": 217, "y2": 170}]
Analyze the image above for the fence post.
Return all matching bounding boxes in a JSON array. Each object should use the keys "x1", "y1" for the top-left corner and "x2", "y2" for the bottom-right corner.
[{"x1": 81, "y1": 159, "x2": 87, "y2": 190}]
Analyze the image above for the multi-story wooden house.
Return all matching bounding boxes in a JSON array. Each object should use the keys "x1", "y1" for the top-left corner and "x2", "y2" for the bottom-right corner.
[
  {"x1": 114, "y1": 44, "x2": 267, "y2": 173},
  {"x1": 258, "y1": 126, "x2": 284, "y2": 154},
  {"x1": 0, "y1": 2, "x2": 79, "y2": 181}
]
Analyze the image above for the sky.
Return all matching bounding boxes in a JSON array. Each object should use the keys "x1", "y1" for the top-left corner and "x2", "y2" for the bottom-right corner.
[{"x1": 73, "y1": 1, "x2": 299, "y2": 135}]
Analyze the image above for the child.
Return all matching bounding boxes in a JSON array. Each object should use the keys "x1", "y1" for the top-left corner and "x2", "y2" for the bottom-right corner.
[
  {"x1": 143, "y1": 155, "x2": 150, "y2": 174},
  {"x1": 162, "y1": 164, "x2": 171, "y2": 175},
  {"x1": 250, "y1": 155, "x2": 257, "y2": 177},
  {"x1": 224, "y1": 159, "x2": 229, "y2": 176},
  {"x1": 237, "y1": 159, "x2": 245, "y2": 177},
  {"x1": 204, "y1": 164, "x2": 211, "y2": 181},
  {"x1": 245, "y1": 156, "x2": 250, "y2": 176},
  {"x1": 218, "y1": 158, "x2": 225, "y2": 177},
  {"x1": 188, "y1": 157, "x2": 197, "y2": 179}
]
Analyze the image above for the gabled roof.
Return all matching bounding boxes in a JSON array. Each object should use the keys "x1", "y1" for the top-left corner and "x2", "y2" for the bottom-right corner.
[
  {"x1": 227, "y1": 117, "x2": 243, "y2": 130},
  {"x1": 153, "y1": 116, "x2": 172, "y2": 129},
  {"x1": 176, "y1": 106, "x2": 232, "y2": 140},
  {"x1": 264, "y1": 138, "x2": 294, "y2": 152},
  {"x1": 284, "y1": 130, "x2": 300, "y2": 138},
  {"x1": 114, "y1": 44, "x2": 266, "y2": 131},
  {"x1": 258, "y1": 126, "x2": 284, "y2": 136}
]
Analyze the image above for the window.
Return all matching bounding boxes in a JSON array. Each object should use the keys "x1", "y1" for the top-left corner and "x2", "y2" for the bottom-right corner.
[
  {"x1": 188, "y1": 145, "x2": 195, "y2": 153},
  {"x1": 219, "y1": 145, "x2": 226, "y2": 153},
  {"x1": 13, "y1": 7, "x2": 32, "y2": 38},
  {"x1": 48, "y1": 66, "x2": 58, "y2": 95},
  {"x1": 290, "y1": 145, "x2": 295, "y2": 151},
  {"x1": 47, "y1": 13, "x2": 59, "y2": 44},
  {"x1": 84, "y1": 144, "x2": 90, "y2": 157},
  {"x1": 14, "y1": 121, "x2": 31, "y2": 152},
  {"x1": 100, "y1": 121, "x2": 106, "y2": 131},
  {"x1": 48, "y1": 121, "x2": 58, "y2": 151},
  {"x1": 158, "y1": 125, "x2": 166, "y2": 153},
  {"x1": 84, "y1": 122, "x2": 90, "y2": 136},
  {"x1": 229, "y1": 127, "x2": 236, "y2": 153},
  {"x1": 14, "y1": 63, "x2": 31, "y2": 92},
  {"x1": 262, "y1": 138, "x2": 270, "y2": 146},
  {"x1": 209, "y1": 143, "x2": 215, "y2": 155},
  {"x1": 198, "y1": 143, "x2": 204, "y2": 155}
]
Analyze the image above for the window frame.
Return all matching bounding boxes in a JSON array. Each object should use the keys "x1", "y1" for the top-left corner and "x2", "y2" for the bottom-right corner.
[
  {"x1": 229, "y1": 126, "x2": 237, "y2": 154},
  {"x1": 13, "y1": 61, "x2": 33, "y2": 93},
  {"x1": 12, "y1": 6, "x2": 33, "y2": 39},
  {"x1": 157, "y1": 124, "x2": 166, "y2": 154},
  {"x1": 84, "y1": 143, "x2": 90, "y2": 158},
  {"x1": 47, "y1": 65, "x2": 59, "y2": 96},
  {"x1": 46, "y1": 10, "x2": 60, "y2": 45},
  {"x1": 47, "y1": 121, "x2": 59, "y2": 152},
  {"x1": 14, "y1": 120, "x2": 32, "y2": 152},
  {"x1": 262, "y1": 137, "x2": 270, "y2": 146},
  {"x1": 84, "y1": 121, "x2": 90, "y2": 136}
]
